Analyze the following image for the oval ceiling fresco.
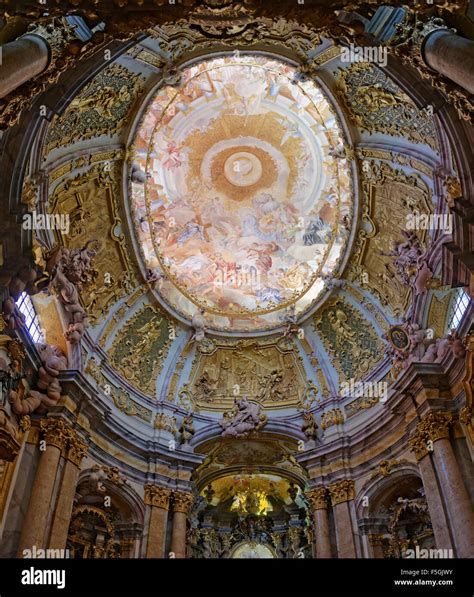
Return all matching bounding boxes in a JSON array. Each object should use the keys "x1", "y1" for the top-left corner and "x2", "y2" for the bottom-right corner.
[{"x1": 130, "y1": 54, "x2": 354, "y2": 332}]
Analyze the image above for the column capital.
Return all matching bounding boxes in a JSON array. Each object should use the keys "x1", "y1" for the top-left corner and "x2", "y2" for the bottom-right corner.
[
  {"x1": 408, "y1": 429, "x2": 430, "y2": 461},
  {"x1": 173, "y1": 491, "x2": 194, "y2": 514},
  {"x1": 66, "y1": 431, "x2": 88, "y2": 466},
  {"x1": 144, "y1": 484, "x2": 172, "y2": 509},
  {"x1": 306, "y1": 487, "x2": 328, "y2": 510},
  {"x1": 328, "y1": 479, "x2": 355, "y2": 506},
  {"x1": 40, "y1": 418, "x2": 70, "y2": 450},
  {"x1": 23, "y1": 17, "x2": 76, "y2": 62},
  {"x1": 392, "y1": 15, "x2": 453, "y2": 48},
  {"x1": 418, "y1": 411, "x2": 453, "y2": 442},
  {"x1": 368, "y1": 533, "x2": 385, "y2": 547}
]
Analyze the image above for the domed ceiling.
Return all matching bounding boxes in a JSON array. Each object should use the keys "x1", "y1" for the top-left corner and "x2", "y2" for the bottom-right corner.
[
  {"x1": 130, "y1": 55, "x2": 354, "y2": 331},
  {"x1": 31, "y1": 25, "x2": 456, "y2": 425}
]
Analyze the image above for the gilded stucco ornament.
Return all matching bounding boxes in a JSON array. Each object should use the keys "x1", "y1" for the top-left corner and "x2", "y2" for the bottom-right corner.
[
  {"x1": 320, "y1": 408, "x2": 345, "y2": 431},
  {"x1": 154, "y1": 412, "x2": 177, "y2": 435},
  {"x1": 107, "y1": 304, "x2": 173, "y2": 396},
  {"x1": 182, "y1": 336, "x2": 315, "y2": 411},
  {"x1": 328, "y1": 479, "x2": 355, "y2": 505},
  {"x1": 306, "y1": 487, "x2": 328, "y2": 510},
  {"x1": 144, "y1": 484, "x2": 172, "y2": 509},
  {"x1": 347, "y1": 161, "x2": 433, "y2": 316},
  {"x1": 48, "y1": 161, "x2": 139, "y2": 327},
  {"x1": 336, "y1": 62, "x2": 438, "y2": 150},
  {"x1": 314, "y1": 298, "x2": 383, "y2": 383},
  {"x1": 45, "y1": 64, "x2": 145, "y2": 151}
]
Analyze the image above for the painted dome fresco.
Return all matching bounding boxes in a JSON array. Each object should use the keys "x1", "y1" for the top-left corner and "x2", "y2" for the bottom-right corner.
[{"x1": 130, "y1": 55, "x2": 354, "y2": 331}]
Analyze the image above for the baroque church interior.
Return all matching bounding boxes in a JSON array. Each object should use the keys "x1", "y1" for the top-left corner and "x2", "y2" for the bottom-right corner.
[{"x1": 0, "y1": 0, "x2": 473, "y2": 575}]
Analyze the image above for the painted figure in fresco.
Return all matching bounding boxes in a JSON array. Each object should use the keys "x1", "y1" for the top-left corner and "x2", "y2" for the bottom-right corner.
[{"x1": 162, "y1": 140, "x2": 183, "y2": 169}]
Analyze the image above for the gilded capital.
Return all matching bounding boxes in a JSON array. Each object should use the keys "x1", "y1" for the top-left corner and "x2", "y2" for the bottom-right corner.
[
  {"x1": 66, "y1": 432, "x2": 88, "y2": 466},
  {"x1": 417, "y1": 411, "x2": 453, "y2": 442},
  {"x1": 40, "y1": 418, "x2": 70, "y2": 450},
  {"x1": 173, "y1": 491, "x2": 194, "y2": 514},
  {"x1": 408, "y1": 430, "x2": 429, "y2": 462},
  {"x1": 328, "y1": 479, "x2": 355, "y2": 506},
  {"x1": 144, "y1": 484, "x2": 172, "y2": 509},
  {"x1": 306, "y1": 487, "x2": 328, "y2": 510},
  {"x1": 368, "y1": 533, "x2": 384, "y2": 547}
]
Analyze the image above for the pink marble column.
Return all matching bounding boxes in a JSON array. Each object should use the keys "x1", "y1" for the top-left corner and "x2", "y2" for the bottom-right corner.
[
  {"x1": 48, "y1": 431, "x2": 87, "y2": 550},
  {"x1": 411, "y1": 412, "x2": 474, "y2": 557},
  {"x1": 170, "y1": 492, "x2": 193, "y2": 559},
  {"x1": 0, "y1": 35, "x2": 49, "y2": 98},
  {"x1": 144, "y1": 485, "x2": 171, "y2": 558},
  {"x1": 17, "y1": 419, "x2": 70, "y2": 554},
  {"x1": 423, "y1": 30, "x2": 474, "y2": 95},
  {"x1": 328, "y1": 480, "x2": 357, "y2": 558},
  {"x1": 307, "y1": 487, "x2": 332, "y2": 558},
  {"x1": 432, "y1": 438, "x2": 474, "y2": 557},
  {"x1": 420, "y1": 457, "x2": 455, "y2": 549}
]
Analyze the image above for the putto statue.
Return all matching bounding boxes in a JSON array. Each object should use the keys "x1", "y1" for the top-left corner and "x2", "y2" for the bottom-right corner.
[
  {"x1": 381, "y1": 230, "x2": 433, "y2": 295},
  {"x1": 220, "y1": 396, "x2": 267, "y2": 439},
  {"x1": 179, "y1": 413, "x2": 195, "y2": 449},
  {"x1": 301, "y1": 411, "x2": 318, "y2": 441},
  {"x1": 47, "y1": 241, "x2": 99, "y2": 344},
  {"x1": 385, "y1": 319, "x2": 466, "y2": 378},
  {"x1": 9, "y1": 343, "x2": 68, "y2": 415},
  {"x1": 421, "y1": 330, "x2": 466, "y2": 363},
  {"x1": 191, "y1": 309, "x2": 207, "y2": 343}
]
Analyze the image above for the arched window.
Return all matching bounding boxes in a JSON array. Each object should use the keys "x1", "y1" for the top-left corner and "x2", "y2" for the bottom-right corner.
[
  {"x1": 447, "y1": 289, "x2": 471, "y2": 331},
  {"x1": 16, "y1": 292, "x2": 43, "y2": 343}
]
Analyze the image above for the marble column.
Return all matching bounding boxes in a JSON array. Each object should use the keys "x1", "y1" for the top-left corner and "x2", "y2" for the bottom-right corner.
[
  {"x1": 144, "y1": 485, "x2": 172, "y2": 558},
  {"x1": 409, "y1": 428, "x2": 454, "y2": 552},
  {"x1": 48, "y1": 430, "x2": 88, "y2": 550},
  {"x1": 170, "y1": 491, "x2": 194, "y2": 559},
  {"x1": 17, "y1": 419, "x2": 70, "y2": 554},
  {"x1": 0, "y1": 34, "x2": 49, "y2": 98},
  {"x1": 414, "y1": 412, "x2": 474, "y2": 558},
  {"x1": 328, "y1": 480, "x2": 357, "y2": 558},
  {"x1": 422, "y1": 29, "x2": 474, "y2": 95},
  {"x1": 306, "y1": 487, "x2": 332, "y2": 558}
]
